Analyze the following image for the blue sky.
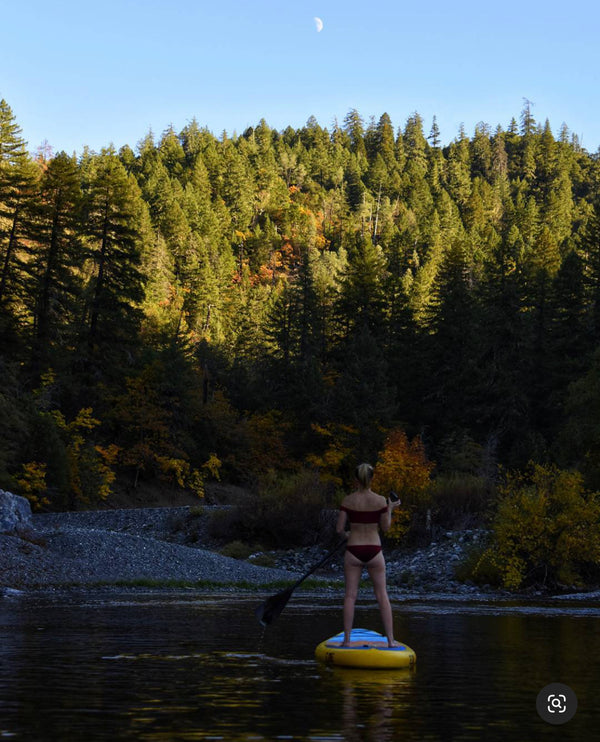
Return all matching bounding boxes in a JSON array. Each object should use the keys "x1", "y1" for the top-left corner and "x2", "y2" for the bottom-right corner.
[{"x1": 3, "y1": 0, "x2": 599, "y2": 155}]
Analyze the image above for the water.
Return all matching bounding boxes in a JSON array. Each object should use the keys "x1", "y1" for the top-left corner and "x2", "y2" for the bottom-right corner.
[{"x1": 1, "y1": 590, "x2": 600, "y2": 741}]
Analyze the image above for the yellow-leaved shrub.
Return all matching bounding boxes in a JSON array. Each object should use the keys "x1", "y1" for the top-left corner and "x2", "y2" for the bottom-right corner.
[
  {"x1": 473, "y1": 464, "x2": 600, "y2": 589},
  {"x1": 16, "y1": 462, "x2": 50, "y2": 511}
]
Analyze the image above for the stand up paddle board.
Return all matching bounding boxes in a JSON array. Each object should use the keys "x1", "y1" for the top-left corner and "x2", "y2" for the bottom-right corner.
[{"x1": 315, "y1": 628, "x2": 416, "y2": 669}]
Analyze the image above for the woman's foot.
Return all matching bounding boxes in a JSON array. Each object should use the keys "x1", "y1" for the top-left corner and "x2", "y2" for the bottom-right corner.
[{"x1": 387, "y1": 639, "x2": 402, "y2": 648}]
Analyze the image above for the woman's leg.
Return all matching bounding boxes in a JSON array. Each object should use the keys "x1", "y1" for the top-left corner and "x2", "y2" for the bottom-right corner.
[
  {"x1": 342, "y1": 550, "x2": 363, "y2": 645},
  {"x1": 367, "y1": 553, "x2": 399, "y2": 647}
]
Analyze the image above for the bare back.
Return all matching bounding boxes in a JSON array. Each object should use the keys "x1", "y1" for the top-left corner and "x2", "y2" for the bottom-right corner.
[{"x1": 338, "y1": 489, "x2": 388, "y2": 545}]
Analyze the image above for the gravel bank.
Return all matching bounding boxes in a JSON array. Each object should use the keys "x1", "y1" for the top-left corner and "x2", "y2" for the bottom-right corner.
[
  {"x1": 1, "y1": 507, "x2": 302, "y2": 589},
  {"x1": 0, "y1": 505, "x2": 493, "y2": 596}
]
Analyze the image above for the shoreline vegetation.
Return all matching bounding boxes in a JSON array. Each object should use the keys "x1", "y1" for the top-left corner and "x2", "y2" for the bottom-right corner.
[
  {"x1": 2, "y1": 99, "x2": 600, "y2": 593},
  {"x1": 1, "y1": 499, "x2": 599, "y2": 598}
]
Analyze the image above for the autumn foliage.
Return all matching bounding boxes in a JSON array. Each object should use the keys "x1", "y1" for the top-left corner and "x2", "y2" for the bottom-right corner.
[
  {"x1": 372, "y1": 429, "x2": 435, "y2": 543},
  {"x1": 4, "y1": 93, "x2": 600, "y2": 571},
  {"x1": 472, "y1": 465, "x2": 600, "y2": 589}
]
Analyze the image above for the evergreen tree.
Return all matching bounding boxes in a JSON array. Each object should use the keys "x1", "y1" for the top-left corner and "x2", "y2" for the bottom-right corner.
[
  {"x1": 330, "y1": 323, "x2": 396, "y2": 461},
  {"x1": 219, "y1": 139, "x2": 254, "y2": 230},
  {"x1": 471, "y1": 122, "x2": 493, "y2": 181},
  {"x1": 343, "y1": 109, "x2": 368, "y2": 170},
  {"x1": 445, "y1": 136, "x2": 471, "y2": 209},
  {"x1": 422, "y1": 240, "x2": 478, "y2": 437},
  {"x1": 545, "y1": 250, "x2": 588, "y2": 438},
  {"x1": 158, "y1": 125, "x2": 185, "y2": 178},
  {"x1": 403, "y1": 112, "x2": 428, "y2": 181},
  {"x1": 428, "y1": 116, "x2": 441, "y2": 149},
  {"x1": 264, "y1": 248, "x2": 326, "y2": 423},
  {"x1": 491, "y1": 127, "x2": 509, "y2": 184},
  {"x1": 335, "y1": 234, "x2": 388, "y2": 341},
  {"x1": 81, "y1": 149, "x2": 151, "y2": 367},
  {"x1": 0, "y1": 100, "x2": 38, "y2": 312},
  {"x1": 26, "y1": 152, "x2": 83, "y2": 374},
  {"x1": 578, "y1": 202, "x2": 600, "y2": 344},
  {"x1": 375, "y1": 112, "x2": 397, "y2": 166},
  {"x1": 475, "y1": 227, "x2": 534, "y2": 463}
]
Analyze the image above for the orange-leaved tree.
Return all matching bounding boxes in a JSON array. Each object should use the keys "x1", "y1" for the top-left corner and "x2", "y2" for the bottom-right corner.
[{"x1": 372, "y1": 429, "x2": 435, "y2": 543}]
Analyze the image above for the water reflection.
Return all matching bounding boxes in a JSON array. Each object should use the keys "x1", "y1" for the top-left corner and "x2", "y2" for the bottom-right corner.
[
  {"x1": 1, "y1": 591, "x2": 599, "y2": 740},
  {"x1": 323, "y1": 667, "x2": 414, "y2": 742}
]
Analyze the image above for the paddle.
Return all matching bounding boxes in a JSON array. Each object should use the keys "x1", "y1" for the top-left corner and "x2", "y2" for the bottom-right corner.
[{"x1": 255, "y1": 539, "x2": 347, "y2": 626}]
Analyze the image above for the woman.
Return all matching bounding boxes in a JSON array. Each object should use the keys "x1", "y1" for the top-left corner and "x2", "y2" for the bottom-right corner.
[{"x1": 336, "y1": 462, "x2": 402, "y2": 647}]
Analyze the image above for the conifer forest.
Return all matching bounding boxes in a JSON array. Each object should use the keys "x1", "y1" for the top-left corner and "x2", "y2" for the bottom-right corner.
[{"x1": 3, "y1": 97, "x2": 600, "y2": 545}]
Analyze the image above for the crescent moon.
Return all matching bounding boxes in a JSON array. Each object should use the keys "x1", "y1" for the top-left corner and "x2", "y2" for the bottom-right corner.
[{"x1": 314, "y1": 16, "x2": 323, "y2": 32}]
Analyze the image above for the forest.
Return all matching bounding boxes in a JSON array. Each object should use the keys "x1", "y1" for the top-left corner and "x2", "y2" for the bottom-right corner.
[{"x1": 3, "y1": 95, "x2": 600, "y2": 586}]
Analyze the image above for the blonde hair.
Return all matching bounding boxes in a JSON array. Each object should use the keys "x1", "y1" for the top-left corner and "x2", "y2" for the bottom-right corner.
[{"x1": 355, "y1": 463, "x2": 374, "y2": 489}]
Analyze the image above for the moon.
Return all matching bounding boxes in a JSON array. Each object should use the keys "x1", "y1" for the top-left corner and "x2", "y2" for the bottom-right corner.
[{"x1": 314, "y1": 16, "x2": 323, "y2": 32}]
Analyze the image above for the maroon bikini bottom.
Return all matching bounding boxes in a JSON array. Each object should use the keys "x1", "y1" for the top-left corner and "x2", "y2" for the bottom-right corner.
[{"x1": 346, "y1": 544, "x2": 382, "y2": 564}]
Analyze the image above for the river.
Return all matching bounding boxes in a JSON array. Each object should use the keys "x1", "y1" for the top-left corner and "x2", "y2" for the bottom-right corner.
[{"x1": 1, "y1": 590, "x2": 599, "y2": 740}]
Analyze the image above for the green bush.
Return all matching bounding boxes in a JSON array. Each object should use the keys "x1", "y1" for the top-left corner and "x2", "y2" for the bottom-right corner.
[
  {"x1": 220, "y1": 540, "x2": 255, "y2": 560},
  {"x1": 209, "y1": 468, "x2": 332, "y2": 548},
  {"x1": 472, "y1": 464, "x2": 600, "y2": 590}
]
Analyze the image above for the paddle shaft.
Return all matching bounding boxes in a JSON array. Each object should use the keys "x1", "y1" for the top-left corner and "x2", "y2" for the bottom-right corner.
[
  {"x1": 255, "y1": 539, "x2": 347, "y2": 625},
  {"x1": 289, "y1": 539, "x2": 347, "y2": 591}
]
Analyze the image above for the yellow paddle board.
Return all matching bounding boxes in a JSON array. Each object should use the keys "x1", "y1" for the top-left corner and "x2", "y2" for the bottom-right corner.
[{"x1": 315, "y1": 628, "x2": 416, "y2": 669}]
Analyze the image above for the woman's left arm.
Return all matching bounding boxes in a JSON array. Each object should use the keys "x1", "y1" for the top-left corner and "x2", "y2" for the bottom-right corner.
[{"x1": 336, "y1": 508, "x2": 349, "y2": 539}]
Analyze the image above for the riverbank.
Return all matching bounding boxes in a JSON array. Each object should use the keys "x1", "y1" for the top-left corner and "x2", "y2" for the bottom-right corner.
[
  {"x1": 0, "y1": 502, "x2": 595, "y2": 600},
  {"x1": 0, "y1": 504, "x2": 478, "y2": 593}
]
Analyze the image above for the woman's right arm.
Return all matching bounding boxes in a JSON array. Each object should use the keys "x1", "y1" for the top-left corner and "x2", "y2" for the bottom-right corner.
[
  {"x1": 380, "y1": 497, "x2": 401, "y2": 533},
  {"x1": 380, "y1": 503, "x2": 392, "y2": 533}
]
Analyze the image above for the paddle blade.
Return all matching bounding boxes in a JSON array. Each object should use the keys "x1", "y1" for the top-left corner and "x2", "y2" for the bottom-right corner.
[{"x1": 255, "y1": 587, "x2": 294, "y2": 626}]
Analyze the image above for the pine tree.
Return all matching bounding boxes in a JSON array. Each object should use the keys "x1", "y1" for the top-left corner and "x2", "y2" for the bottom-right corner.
[
  {"x1": 422, "y1": 240, "x2": 478, "y2": 436},
  {"x1": 471, "y1": 122, "x2": 493, "y2": 181},
  {"x1": 375, "y1": 112, "x2": 397, "y2": 167},
  {"x1": 343, "y1": 109, "x2": 368, "y2": 170},
  {"x1": 264, "y1": 248, "x2": 327, "y2": 424},
  {"x1": 578, "y1": 202, "x2": 600, "y2": 344},
  {"x1": 81, "y1": 149, "x2": 151, "y2": 366},
  {"x1": 403, "y1": 113, "x2": 428, "y2": 181},
  {"x1": 544, "y1": 250, "x2": 588, "y2": 437},
  {"x1": 0, "y1": 100, "x2": 38, "y2": 311},
  {"x1": 330, "y1": 323, "x2": 396, "y2": 461},
  {"x1": 335, "y1": 234, "x2": 388, "y2": 341},
  {"x1": 158, "y1": 125, "x2": 185, "y2": 178},
  {"x1": 491, "y1": 126, "x2": 509, "y2": 184},
  {"x1": 219, "y1": 139, "x2": 255, "y2": 230},
  {"x1": 475, "y1": 226, "x2": 534, "y2": 463},
  {"x1": 445, "y1": 139, "x2": 471, "y2": 208},
  {"x1": 26, "y1": 152, "x2": 83, "y2": 373},
  {"x1": 428, "y1": 116, "x2": 441, "y2": 149}
]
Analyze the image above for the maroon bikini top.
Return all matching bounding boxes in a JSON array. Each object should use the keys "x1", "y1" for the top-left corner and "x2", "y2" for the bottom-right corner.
[{"x1": 340, "y1": 505, "x2": 387, "y2": 524}]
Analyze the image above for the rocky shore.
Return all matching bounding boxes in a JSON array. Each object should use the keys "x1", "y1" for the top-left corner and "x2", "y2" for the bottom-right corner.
[
  {"x1": 1, "y1": 494, "x2": 301, "y2": 589},
  {"x1": 0, "y1": 491, "x2": 492, "y2": 595}
]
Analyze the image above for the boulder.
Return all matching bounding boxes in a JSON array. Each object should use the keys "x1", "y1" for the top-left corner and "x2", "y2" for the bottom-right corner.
[{"x1": 0, "y1": 491, "x2": 32, "y2": 535}]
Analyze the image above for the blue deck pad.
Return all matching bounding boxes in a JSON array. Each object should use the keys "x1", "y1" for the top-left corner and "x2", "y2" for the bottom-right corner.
[{"x1": 325, "y1": 628, "x2": 408, "y2": 651}]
